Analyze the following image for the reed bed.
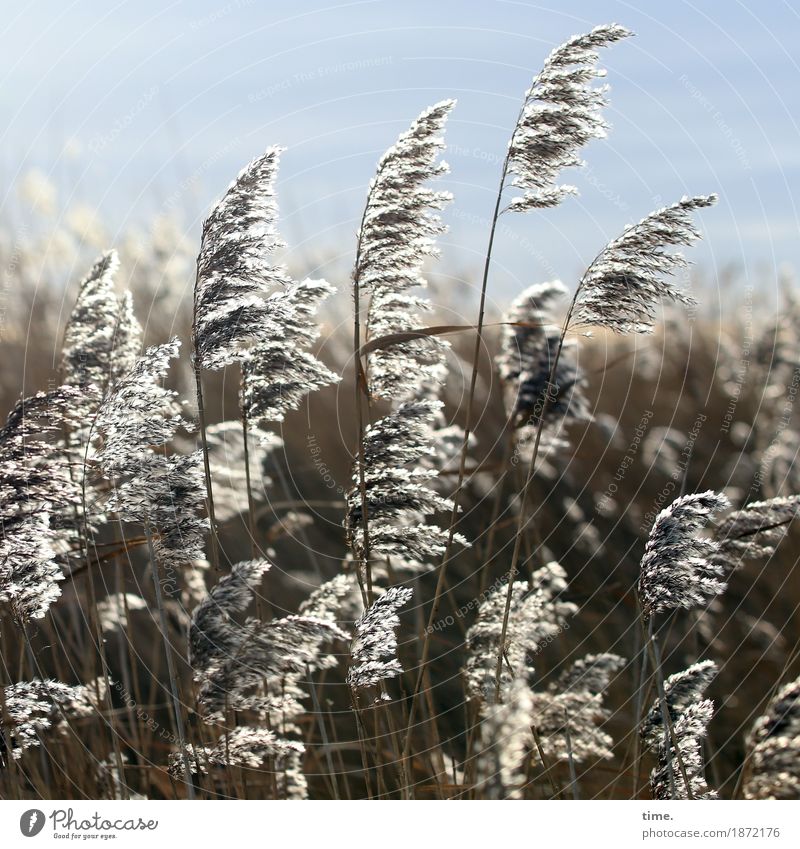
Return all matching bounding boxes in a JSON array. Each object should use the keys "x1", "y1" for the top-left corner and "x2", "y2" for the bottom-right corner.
[{"x1": 1, "y1": 24, "x2": 799, "y2": 801}]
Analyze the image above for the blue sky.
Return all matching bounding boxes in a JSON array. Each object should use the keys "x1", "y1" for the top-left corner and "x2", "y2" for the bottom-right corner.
[{"x1": 1, "y1": 0, "x2": 798, "y2": 305}]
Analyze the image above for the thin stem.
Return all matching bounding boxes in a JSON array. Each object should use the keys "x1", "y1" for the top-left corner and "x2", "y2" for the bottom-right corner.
[
  {"x1": 240, "y1": 371, "x2": 259, "y2": 562},
  {"x1": 563, "y1": 708, "x2": 580, "y2": 799},
  {"x1": 306, "y1": 664, "x2": 340, "y2": 799},
  {"x1": 491, "y1": 208, "x2": 662, "y2": 700},
  {"x1": 631, "y1": 619, "x2": 650, "y2": 798},
  {"x1": 192, "y1": 359, "x2": 221, "y2": 574},
  {"x1": 531, "y1": 722, "x2": 563, "y2": 800},
  {"x1": 641, "y1": 615, "x2": 695, "y2": 800},
  {"x1": 349, "y1": 688, "x2": 374, "y2": 799},
  {"x1": 478, "y1": 423, "x2": 516, "y2": 594},
  {"x1": 145, "y1": 527, "x2": 195, "y2": 799}
]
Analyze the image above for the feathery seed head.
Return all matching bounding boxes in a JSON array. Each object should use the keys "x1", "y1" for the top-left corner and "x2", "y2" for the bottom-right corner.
[
  {"x1": 498, "y1": 280, "x2": 592, "y2": 435},
  {"x1": 242, "y1": 278, "x2": 341, "y2": 425},
  {"x1": 358, "y1": 100, "x2": 455, "y2": 399},
  {"x1": 506, "y1": 24, "x2": 633, "y2": 212},
  {"x1": 347, "y1": 585, "x2": 412, "y2": 695},
  {"x1": 638, "y1": 490, "x2": 730, "y2": 619},
  {"x1": 532, "y1": 653, "x2": 625, "y2": 763},
  {"x1": 744, "y1": 676, "x2": 800, "y2": 799},
  {"x1": 573, "y1": 195, "x2": 717, "y2": 334},
  {"x1": 650, "y1": 700, "x2": 717, "y2": 800},
  {"x1": 346, "y1": 399, "x2": 468, "y2": 571},
  {"x1": 475, "y1": 679, "x2": 534, "y2": 799},
  {"x1": 713, "y1": 495, "x2": 800, "y2": 571},
  {"x1": 194, "y1": 146, "x2": 292, "y2": 370},
  {"x1": 641, "y1": 660, "x2": 718, "y2": 750}
]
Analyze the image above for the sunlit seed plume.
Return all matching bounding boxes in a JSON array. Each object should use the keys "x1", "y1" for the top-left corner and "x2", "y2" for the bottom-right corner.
[
  {"x1": 713, "y1": 495, "x2": 800, "y2": 571},
  {"x1": 194, "y1": 150, "x2": 342, "y2": 421},
  {"x1": 532, "y1": 653, "x2": 625, "y2": 762},
  {"x1": 298, "y1": 572, "x2": 362, "y2": 627},
  {"x1": 94, "y1": 340, "x2": 207, "y2": 574},
  {"x1": 573, "y1": 195, "x2": 717, "y2": 334},
  {"x1": 0, "y1": 388, "x2": 81, "y2": 625},
  {"x1": 558, "y1": 652, "x2": 625, "y2": 697},
  {"x1": 57, "y1": 263, "x2": 143, "y2": 561},
  {"x1": 347, "y1": 585, "x2": 412, "y2": 695},
  {"x1": 638, "y1": 490, "x2": 730, "y2": 619},
  {"x1": 199, "y1": 614, "x2": 349, "y2": 719},
  {"x1": 465, "y1": 581, "x2": 533, "y2": 702},
  {"x1": 242, "y1": 279, "x2": 341, "y2": 426},
  {"x1": 95, "y1": 340, "x2": 185, "y2": 468},
  {"x1": 190, "y1": 559, "x2": 348, "y2": 719},
  {"x1": 60, "y1": 251, "x2": 121, "y2": 398},
  {"x1": 641, "y1": 660, "x2": 718, "y2": 751},
  {"x1": 464, "y1": 562, "x2": 577, "y2": 702},
  {"x1": 357, "y1": 100, "x2": 455, "y2": 400},
  {"x1": 189, "y1": 558, "x2": 271, "y2": 680},
  {"x1": 474, "y1": 679, "x2": 534, "y2": 799},
  {"x1": 744, "y1": 675, "x2": 800, "y2": 799},
  {"x1": 650, "y1": 700, "x2": 717, "y2": 800},
  {"x1": 419, "y1": 402, "x2": 471, "y2": 492},
  {"x1": 299, "y1": 573, "x2": 363, "y2": 668},
  {"x1": 498, "y1": 281, "x2": 592, "y2": 459},
  {"x1": 506, "y1": 24, "x2": 632, "y2": 212},
  {"x1": 194, "y1": 146, "x2": 291, "y2": 370},
  {"x1": 169, "y1": 729, "x2": 308, "y2": 799},
  {"x1": 1, "y1": 678, "x2": 104, "y2": 762},
  {"x1": 345, "y1": 399, "x2": 467, "y2": 572}
]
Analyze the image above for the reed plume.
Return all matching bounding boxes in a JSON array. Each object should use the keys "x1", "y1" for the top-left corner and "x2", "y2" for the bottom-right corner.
[
  {"x1": 355, "y1": 100, "x2": 455, "y2": 400},
  {"x1": 193, "y1": 147, "x2": 291, "y2": 371},
  {"x1": 0, "y1": 388, "x2": 81, "y2": 624},
  {"x1": 474, "y1": 679, "x2": 534, "y2": 799},
  {"x1": 94, "y1": 339, "x2": 207, "y2": 575},
  {"x1": 1, "y1": 678, "x2": 105, "y2": 763},
  {"x1": 650, "y1": 700, "x2": 717, "y2": 799},
  {"x1": 203, "y1": 420, "x2": 280, "y2": 522},
  {"x1": 242, "y1": 278, "x2": 340, "y2": 427},
  {"x1": 465, "y1": 562, "x2": 576, "y2": 702},
  {"x1": 640, "y1": 660, "x2": 718, "y2": 749},
  {"x1": 531, "y1": 652, "x2": 625, "y2": 763},
  {"x1": 713, "y1": 495, "x2": 800, "y2": 569},
  {"x1": 497, "y1": 280, "x2": 591, "y2": 465},
  {"x1": 347, "y1": 585, "x2": 412, "y2": 695},
  {"x1": 573, "y1": 196, "x2": 717, "y2": 334},
  {"x1": 60, "y1": 252, "x2": 143, "y2": 404},
  {"x1": 345, "y1": 399, "x2": 467, "y2": 573},
  {"x1": 169, "y1": 728, "x2": 308, "y2": 799},
  {"x1": 505, "y1": 24, "x2": 632, "y2": 212},
  {"x1": 190, "y1": 559, "x2": 348, "y2": 718},
  {"x1": 638, "y1": 491, "x2": 730, "y2": 619},
  {"x1": 743, "y1": 676, "x2": 800, "y2": 799}
]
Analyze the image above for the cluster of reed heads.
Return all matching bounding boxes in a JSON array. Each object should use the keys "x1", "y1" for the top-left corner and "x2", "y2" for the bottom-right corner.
[{"x1": 1, "y1": 23, "x2": 799, "y2": 801}]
